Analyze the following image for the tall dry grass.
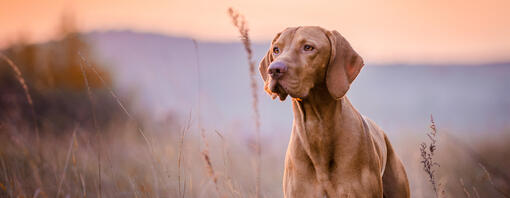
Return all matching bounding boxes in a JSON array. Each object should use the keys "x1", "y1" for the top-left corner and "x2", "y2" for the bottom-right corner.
[
  {"x1": 418, "y1": 116, "x2": 510, "y2": 198},
  {"x1": 227, "y1": 8, "x2": 262, "y2": 198},
  {"x1": 79, "y1": 53, "x2": 167, "y2": 198},
  {"x1": 79, "y1": 52, "x2": 104, "y2": 198},
  {"x1": 177, "y1": 112, "x2": 192, "y2": 198},
  {"x1": 420, "y1": 115, "x2": 442, "y2": 197},
  {"x1": 0, "y1": 53, "x2": 39, "y2": 143},
  {"x1": 0, "y1": 58, "x2": 509, "y2": 198}
]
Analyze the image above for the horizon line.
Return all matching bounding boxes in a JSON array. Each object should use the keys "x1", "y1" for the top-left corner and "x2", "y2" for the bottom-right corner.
[{"x1": 2, "y1": 28, "x2": 510, "y2": 67}]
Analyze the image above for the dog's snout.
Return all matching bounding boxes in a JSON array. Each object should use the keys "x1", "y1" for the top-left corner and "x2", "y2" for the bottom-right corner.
[{"x1": 268, "y1": 62, "x2": 288, "y2": 79}]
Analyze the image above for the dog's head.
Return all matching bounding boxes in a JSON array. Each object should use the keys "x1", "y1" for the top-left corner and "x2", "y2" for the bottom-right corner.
[{"x1": 259, "y1": 26, "x2": 364, "y2": 101}]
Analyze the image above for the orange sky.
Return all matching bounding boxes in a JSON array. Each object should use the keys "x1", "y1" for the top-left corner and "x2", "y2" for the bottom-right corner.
[{"x1": 1, "y1": 0, "x2": 509, "y2": 64}]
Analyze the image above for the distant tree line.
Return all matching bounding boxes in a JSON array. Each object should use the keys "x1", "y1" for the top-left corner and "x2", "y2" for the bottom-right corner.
[{"x1": 0, "y1": 15, "x2": 129, "y2": 133}]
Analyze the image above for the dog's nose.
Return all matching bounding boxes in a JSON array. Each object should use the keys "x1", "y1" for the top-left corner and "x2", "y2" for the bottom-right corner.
[{"x1": 268, "y1": 62, "x2": 288, "y2": 79}]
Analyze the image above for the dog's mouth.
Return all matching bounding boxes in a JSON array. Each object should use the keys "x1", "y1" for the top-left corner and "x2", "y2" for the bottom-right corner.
[{"x1": 269, "y1": 80, "x2": 288, "y2": 101}]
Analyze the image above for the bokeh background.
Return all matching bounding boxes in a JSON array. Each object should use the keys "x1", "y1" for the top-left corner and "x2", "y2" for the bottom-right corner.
[{"x1": 0, "y1": 0, "x2": 509, "y2": 197}]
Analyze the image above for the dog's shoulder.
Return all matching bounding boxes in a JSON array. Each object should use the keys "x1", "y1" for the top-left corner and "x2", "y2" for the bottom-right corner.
[{"x1": 361, "y1": 115, "x2": 388, "y2": 174}]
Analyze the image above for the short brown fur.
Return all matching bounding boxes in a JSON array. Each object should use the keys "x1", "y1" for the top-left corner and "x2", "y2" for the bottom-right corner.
[{"x1": 259, "y1": 26, "x2": 410, "y2": 198}]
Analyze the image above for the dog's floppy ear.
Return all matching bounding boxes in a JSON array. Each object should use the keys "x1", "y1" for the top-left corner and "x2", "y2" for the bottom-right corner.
[
  {"x1": 259, "y1": 32, "x2": 281, "y2": 98},
  {"x1": 325, "y1": 30, "x2": 364, "y2": 100}
]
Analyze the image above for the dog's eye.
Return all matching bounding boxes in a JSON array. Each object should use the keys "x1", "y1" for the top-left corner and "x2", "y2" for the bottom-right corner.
[
  {"x1": 303, "y1": 45, "x2": 314, "y2": 51},
  {"x1": 273, "y1": 47, "x2": 280, "y2": 54}
]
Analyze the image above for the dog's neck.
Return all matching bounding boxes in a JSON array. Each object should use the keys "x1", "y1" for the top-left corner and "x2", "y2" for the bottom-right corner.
[
  {"x1": 290, "y1": 85, "x2": 366, "y2": 195},
  {"x1": 292, "y1": 85, "x2": 342, "y2": 158},
  {"x1": 294, "y1": 85, "x2": 339, "y2": 122},
  {"x1": 291, "y1": 84, "x2": 365, "y2": 163},
  {"x1": 292, "y1": 85, "x2": 353, "y2": 133}
]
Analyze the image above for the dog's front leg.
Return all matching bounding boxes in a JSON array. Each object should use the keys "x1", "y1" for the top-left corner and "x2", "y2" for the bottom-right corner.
[{"x1": 283, "y1": 133, "x2": 327, "y2": 198}]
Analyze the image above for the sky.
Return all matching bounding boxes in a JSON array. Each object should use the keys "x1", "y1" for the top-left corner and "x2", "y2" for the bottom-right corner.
[{"x1": 1, "y1": 0, "x2": 509, "y2": 64}]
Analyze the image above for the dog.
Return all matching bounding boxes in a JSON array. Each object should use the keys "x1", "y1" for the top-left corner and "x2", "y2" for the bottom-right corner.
[{"x1": 259, "y1": 26, "x2": 410, "y2": 197}]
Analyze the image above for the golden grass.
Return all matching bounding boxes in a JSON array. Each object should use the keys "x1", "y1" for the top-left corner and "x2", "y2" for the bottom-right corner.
[
  {"x1": 227, "y1": 8, "x2": 262, "y2": 198},
  {"x1": 0, "y1": 88, "x2": 509, "y2": 197},
  {"x1": 0, "y1": 53, "x2": 39, "y2": 143},
  {"x1": 79, "y1": 52, "x2": 104, "y2": 198}
]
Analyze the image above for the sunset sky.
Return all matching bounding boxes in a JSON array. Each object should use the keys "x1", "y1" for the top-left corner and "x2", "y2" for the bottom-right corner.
[{"x1": 1, "y1": 0, "x2": 509, "y2": 64}]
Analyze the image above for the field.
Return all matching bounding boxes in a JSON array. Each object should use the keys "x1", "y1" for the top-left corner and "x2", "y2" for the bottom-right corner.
[
  {"x1": 1, "y1": 107, "x2": 509, "y2": 197},
  {"x1": 1, "y1": 11, "x2": 510, "y2": 198}
]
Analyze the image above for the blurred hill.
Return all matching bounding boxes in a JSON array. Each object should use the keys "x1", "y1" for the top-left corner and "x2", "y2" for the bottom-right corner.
[{"x1": 85, "y1": 30, "x2": 510, "y2": 138}]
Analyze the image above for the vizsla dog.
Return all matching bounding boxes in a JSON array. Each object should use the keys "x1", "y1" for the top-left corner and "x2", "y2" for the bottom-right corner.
[{"x1": 259, "y1": 26, "x2": 410, "y2": 198}]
